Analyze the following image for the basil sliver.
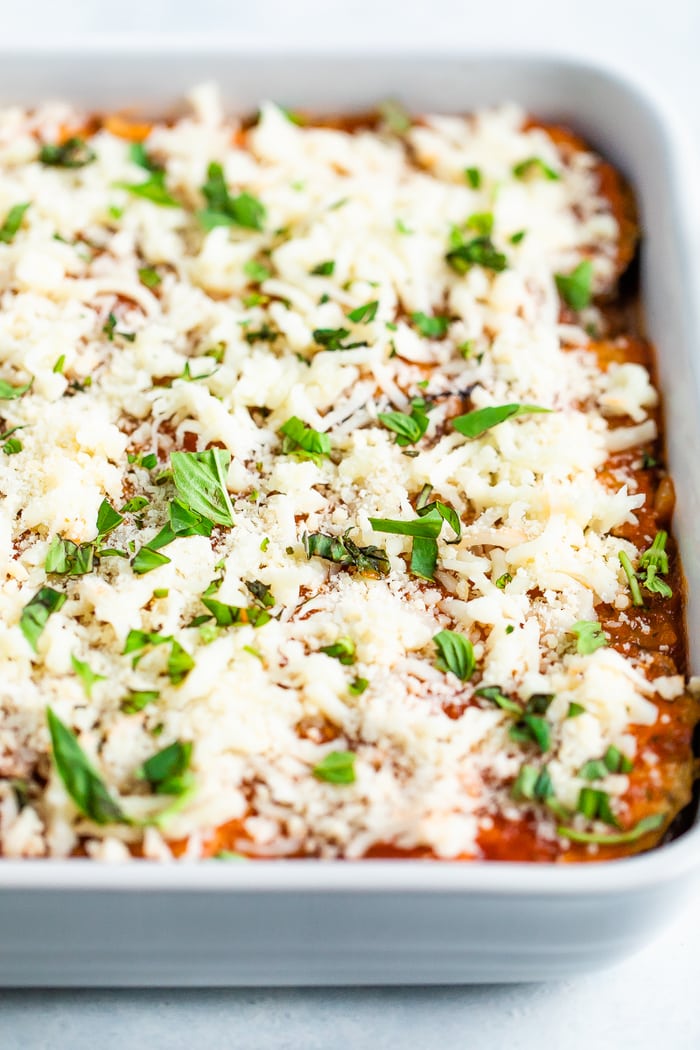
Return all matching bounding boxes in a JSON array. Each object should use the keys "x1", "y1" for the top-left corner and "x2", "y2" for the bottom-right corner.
[
  {"x1": 452, "y1": 403, "x2": 551, "y2": 439},
  {"x1": 171, "y1": 449, "x2": 234, "y2": 527},
  {"x1": 46, "y1": 707, "x2": 128, "y2": 825}
]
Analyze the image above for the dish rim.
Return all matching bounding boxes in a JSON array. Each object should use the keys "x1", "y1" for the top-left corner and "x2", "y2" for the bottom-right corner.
[{"x1": 0, "y1": 44, "x2": 697, "y2": 893}]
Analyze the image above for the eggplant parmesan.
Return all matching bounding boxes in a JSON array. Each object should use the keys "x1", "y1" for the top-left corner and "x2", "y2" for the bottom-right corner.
[{"x1": 0, "y1": 86, "x2": 696, "y2": 862}]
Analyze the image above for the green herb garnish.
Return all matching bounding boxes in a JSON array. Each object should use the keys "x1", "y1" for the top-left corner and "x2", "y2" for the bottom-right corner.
[
  {"x1": 347, "y1": 300, "x2": 379, "y2": 324},
  {"x1": 141, "y1": 741, "x2": 193, "y2": 796},
  {"x1": 45, "y1": 536, "x2": 94, "y2": 576},
  {"x1": 378, "y1": 99, "x2": 411, "y2": 134},
  {"x1": 120, "y1": 690, "x2": 160, "y2": 714},
  {"x1": 433, "y1": 629, "x2": 475, "y2": 681},
  {"x1": 555, "y1": 260, "x2": 593, "y2": 310},
  {"x1": 46, "y1": 707, "x2": 128, "y2": 824},
  {"x1": 569, "y1": 620, "x2": 608, "y2": 655},
  {"x1": 512, "y1": 764, "x2": 554, "y2": 801},
  {"x1": 20, "y1": 587, "x2": 66, "y2": 651},
  {"x1": 474, "y1": 685, "x2": 522, "y2": 715},
  {"x1": 39, "y1": 137, "x2": 96, "y2": 168},
  {"x1": 464, "y1": 167, "x2": 481, "y2": 189},
  {"x1": 446, "y1": 236, "x2": 507, "y2": 275},
  {"x1": 71, "y1": 654, "x2": 106, "y2": 698},
  {"x1": 0, "y1": 378, "x2": 32, "y2": 400},
  {"x1": 618, "y1": 550, "x2": 644, "y2": 607},
  {"x1": 378, "y1": 398, "x2": 430, "y2": 447},
  {"x1": 557, "y1": 813, "x2": 663, "y2": 846},
  {"x1": 138, "y1": 266, "x2": 161, "y2": 289},
  {"x1": 0, "y1": 203, "x2": 30, "y2": 244},
  {"x1": 117, "y1": 170, "x2": 179, "y2": 208},
  {"x1": 513, "y1": 156, "x2": 560, "y2": 180},
  {"x1": 198, "y1": 162, "x2": 265, "y2": 231},
  {"x1": 452, "y1": 403, "x2": 551, "y2": 439},
  {"x1": 320, "y1": 637, "x2": 356, "y2": 665},
  {"x1": 171, "y1": 448, "x2": 234, "y2": 527},
  {"x1": 410, "y1": 312, "x2": 449, "y2": 338},
  {"x1": 303, "y1": 531, "x2": 390, "y2": 577},
  {"x1": 639, "y1": 531, "x2": 672, "y2": 598},
  {"x1": 310, "y1": 260, "x2": 335, "y2": 276},
  {"x1": 312, "y1": 750, "x2": 357, "y2": 785},
  {"x1": 279, "y1": 416, "x2": 331, "y2": 462}
]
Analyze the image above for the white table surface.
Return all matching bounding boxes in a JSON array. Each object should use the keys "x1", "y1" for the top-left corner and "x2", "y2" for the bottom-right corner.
[{"x1": 1, "y1": 2, "x2": 699, "y2": 1046}]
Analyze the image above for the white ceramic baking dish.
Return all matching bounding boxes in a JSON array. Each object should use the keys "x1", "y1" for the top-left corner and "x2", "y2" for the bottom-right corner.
[{"x1": 0, "y1": 46, "x2": 698, "y2": 987}]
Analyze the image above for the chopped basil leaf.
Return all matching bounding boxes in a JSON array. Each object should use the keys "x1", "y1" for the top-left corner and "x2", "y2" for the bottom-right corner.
[
  {"x1": 369, "y1": 511, "x2": 443, "y2": 539},
  {"x1": 378, "y1": 99, "x2": 411, "y2": 134},
  {"x1": 569, "y1": 620, "x2": 607, "y2": 655},
  {"x1": 46, "y1": 707, "x2": 128, "y2": 824},
  {"x1": 53, "y1": 355, "x2": 66, "y2": 374},
  {"x1": 410, "y1": 535, "x2": 438, "y2": 580},
  {"x1": 512, "y1": 763, "x2": 554, "y2": 801},
  {"x1": 557, "y1": 813, "x2": 664, "y2": 846},
  {"x1": 96, "y1": 498, "x2": 124, "y2": 537},
  {"x1": 378, "y1": 398, "x2": 430, "y2": 446},
  {"x1": 555, "y1": 260, "x2": 593, "y2": 310},
  {"x1": 495, "y1": 572, "x2": 512, "y2": 590},
  {"x1": 580, "y1": 758, "x2": 608, "y2": 781},
  {"x1": 141, "y1": 740, "x2": 193, "y2": 795},
  {"x1": 213, "y1": 850, "x2": 248, "y2": 861},
  {"x1": 120, "y1": 690, "x2": 160, "y2": 714},
  {"x1": 279, "y1": 416, "x2": 331, "y2": 462},
  {"x1": 464, "y1": 167, "x2": 481, "y2": 189},
  {"x1": 132, "y1": 546, "x2": 171, "y2": 575},
  {"x1": 103, "y1": 313, "x2": 136, "y2": 343},
  {"x1": 117, "y1": 170, "x2": 179, "y2": 208},
  {"x1": 153, "y1": 587, "x2": 169, "y2": 599},
  {"x1": 167, "y1": 640, "x2": 195, "y2": 685},
  {"x1": 198, "y1": 162, "x2": 265, "y2": 231},
  {"x1": 20, "y1": 587, "x2": 66, "y2": 652},
  {"x1": 347, "y1": 300, "x2": 379, "y2": 324},
  {"x1": 121, "y1": 495, "x2": 150, "y2": 514},
  {"x1": 201, "y1": 596, "x2": 271, "y2": 629},
  {"x1": 312, "y1": 750, "x2": 356, "y2": 784},
  {"x1": 303, "y1": 531, "x2": 390, "y2": 577},
  {"x1": 567, "y1": 702, "x2": 585, "y2": 718},
  {"x1": 138, "y1": 266, "x2": 161, "y2": 289},
  {"x1": 509, "y1": 713, "x2": 551, "y2": 752},
  {"x1": 618, "y1": 550, "x2": 644, "y2": 607},
  {"x1": 433, "y1": 629, "x2": 475, "y2": 681},
  {"x1": 320, "y1": 637, "x2": 356, "y2": 665},
  {"x1": 39, "y1": 137, "x2": 96, "y2": 168},
  {"x1": 310, "y1": 260, "x2": 335, "y2": 276},
  {"x1": 604, "y1": 745, "x2": 634, "y2": 774},
  {"x1": 45, "y1": 536, "x2": 94, "y2": 576},
  {"x1": 465, "y1": 211, "x2": 494, "y2": 237},
  {"x1": 410, "y1": 312, "x2": 449, "y2": 338},
  {"x1": 510, "y1": 230, "x2": 527, "y2": 244},
  {"x1": 129, "y1": 142, "x2": 161, "y2": 172},
  {"x1": 513, "y1": 156, "x2": 560, "y2": 180},
  {"x1": 71, "y1": 653, "x2": 106, "y2": 698},
  {"x1": 577, "y1": 787, "x2": 619, "y2": 827},
  {"x1": 452, "y1": 403, "x2": 551, "y2": 439},
  {"x1": 416, "y1": 500, "x2": 461, "y2": 541},
  {"x1": 475, "y1": 685, "x2": 522, "y2": 715},
  {"x1": 171, "y1": 448, "x2": 234, "y2": 527},
  {"x1": 395, "y1": 218, "x2": 413, "y2": 235},
  {"x1": 639, "y1": 531, "x2": 672, "y2": 598},
  {"x1": 243, "y1": 259, "x2": 271, "y2": 283},
  {"x1": 349, "y1": 677, "x2": 369, "y2": 696},
  {"x1": 245, "y1": 579, "x2": 275, "y2": 609},
  {"x1": 446, "y1": 236, "x2": 507, "y2": 274},
  {"x1": 0, "y1": 202, "x2": 30, "y2": 244},
  {"x1": 2, "y1": 436, "x2": 21, "y2": 455},
  {"x1": 0, "y1": 377, "x2": 32, "y2": 400},
  {"x1": 124, "y1": 629, "x2": 172, "y2": 658},
  {"x1": 312, "y1": 327, "x2": 367, "y2": 351}
]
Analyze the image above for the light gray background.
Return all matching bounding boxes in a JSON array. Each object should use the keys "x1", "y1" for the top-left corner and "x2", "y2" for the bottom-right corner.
[{"x1": 1, "y1": 2, "x2": 699, "y2": 1047}]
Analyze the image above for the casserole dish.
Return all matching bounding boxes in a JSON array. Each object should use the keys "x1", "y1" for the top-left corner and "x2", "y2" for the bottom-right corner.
[{"x1": 0, "y1": 46, "x2": 698, "y2": 985}]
